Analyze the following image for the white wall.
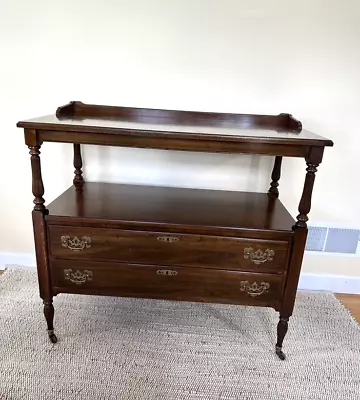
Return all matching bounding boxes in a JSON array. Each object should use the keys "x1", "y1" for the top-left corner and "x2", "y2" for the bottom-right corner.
[{"x1": 1, "y1": 0, "x2": 359, "y2": 277}]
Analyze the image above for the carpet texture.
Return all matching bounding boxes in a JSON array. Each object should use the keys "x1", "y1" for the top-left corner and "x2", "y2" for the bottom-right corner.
[{"x1": 0, "y1": 269, "x2": 359, "y2": 400}]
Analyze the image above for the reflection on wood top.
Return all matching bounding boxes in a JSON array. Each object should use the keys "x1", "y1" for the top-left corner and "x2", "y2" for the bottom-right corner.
[
  {"x1": 17, "y1": 101, "x2": 333, "y2": 147},
  {"x1": 46, "y1": 182, "x2": 295, "y2": 233}
]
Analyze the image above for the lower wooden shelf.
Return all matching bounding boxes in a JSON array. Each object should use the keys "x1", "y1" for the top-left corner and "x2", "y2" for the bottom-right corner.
[{"x1": 46, "y1": 182, "x2": 295, "y2": 238}]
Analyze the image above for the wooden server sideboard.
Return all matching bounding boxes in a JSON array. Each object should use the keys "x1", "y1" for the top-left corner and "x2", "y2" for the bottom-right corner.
[{"x1": 17, "y1": 101, "x2": 333, "y2": 360}]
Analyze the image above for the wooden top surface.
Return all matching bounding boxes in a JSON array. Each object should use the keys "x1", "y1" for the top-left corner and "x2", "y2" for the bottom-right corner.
[
  {"x1": 18, "y1": 102, "x2": 333, "y2": 147},
  {"x1": 46, "y1": 182, "x2": 295, "y2": 233}
]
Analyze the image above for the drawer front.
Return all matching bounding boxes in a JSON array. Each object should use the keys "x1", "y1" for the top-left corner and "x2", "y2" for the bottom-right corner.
[
  {"x1": 49, "y1": 225, "x2": 289, "y2": 273},
  {"x1": 50, "y1": 260, "x2": 284, "y2": 307}
]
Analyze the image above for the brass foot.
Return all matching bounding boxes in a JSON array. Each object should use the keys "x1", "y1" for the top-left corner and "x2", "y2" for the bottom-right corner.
[
  {"x1": 275, "y1": 345, "x2": 286, "y2": 360},
  {"x1": 48, "y1": 329, "x2": 58, "y2": 344}
]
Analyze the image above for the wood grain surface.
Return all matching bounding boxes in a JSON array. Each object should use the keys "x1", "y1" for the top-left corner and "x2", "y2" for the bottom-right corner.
[
  {"x1": 49, "y1": 225, "x2": 290, "y2": 273},
  {"x1": 17, "y1": 101, "x2": 333, "y2": 146},
  {"x1": 50, "y1": 260, "x2": 284, "y2": 309},
  {"x1": 45, "y1": 182, "x2": 295, "y2": 236}
]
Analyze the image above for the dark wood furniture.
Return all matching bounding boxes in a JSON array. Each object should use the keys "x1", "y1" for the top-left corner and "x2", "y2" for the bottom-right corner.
[{"x1": 17, "y1": 101, "x2": 333, "y2": 359}]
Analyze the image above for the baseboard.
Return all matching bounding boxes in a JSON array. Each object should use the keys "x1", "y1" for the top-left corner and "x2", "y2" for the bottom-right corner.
[
  {"x1": 298, "y1": 273, "x2": 360, "y2": 294},
  {"x1": 0, "y1": 252, "x2": 36, "y2": 270},
  {"x1": 0, "y1": 252, "x2": 359, "y2": 294}
]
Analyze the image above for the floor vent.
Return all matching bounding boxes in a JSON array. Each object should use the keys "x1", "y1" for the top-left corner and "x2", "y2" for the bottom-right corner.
[{"x1": 306, "y1": 224, "x2": 360, "y2": 256}]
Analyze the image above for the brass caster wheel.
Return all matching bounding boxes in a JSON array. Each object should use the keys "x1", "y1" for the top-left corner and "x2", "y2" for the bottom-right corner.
[
  {"x1": 275, "y1": 345, "x2": 286, "y2": 360},
  {"x1": 48, "y1": 329, "x2": 58, "y2": 344}
]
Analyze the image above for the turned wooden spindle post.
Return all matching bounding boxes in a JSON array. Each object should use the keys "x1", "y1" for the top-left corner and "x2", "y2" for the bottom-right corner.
[
  {"x1": 268, "y1": 156, "x2": 282, "y2": 197},
  {"x1": 295, "y1": 162, "x2": 318, "y2": 228},
  {"x1": 29, "y1": 146, "x2": 46, "y2": 212},
  {"x1": 73, "y1": 144, "x2": 84, "y2": 187}
]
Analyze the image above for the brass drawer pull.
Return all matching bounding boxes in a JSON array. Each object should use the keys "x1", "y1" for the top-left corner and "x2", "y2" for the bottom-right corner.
[
  {"x1": 64, "y1": 269, "x2": 93, "y2": 285},
  {"x1": 61, "y1": 235, "x2": 91, "y2": 252},
  {"x1": 244, "y1": 247, "x2": 275, "y2": 265},
  {"x1": 240, "y1": 281, "x2": 270, "y2": 297},
  {"x1": 157, "y1": 269, "x2": 178, "y2": 276},
  {"x1": 157, "y1": 236, "x2": 179, "y2": 243}
]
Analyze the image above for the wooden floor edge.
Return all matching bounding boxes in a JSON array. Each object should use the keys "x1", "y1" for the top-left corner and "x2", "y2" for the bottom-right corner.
[{"x1": 335, "y1": 293, "x2": 360, "y2": 324}]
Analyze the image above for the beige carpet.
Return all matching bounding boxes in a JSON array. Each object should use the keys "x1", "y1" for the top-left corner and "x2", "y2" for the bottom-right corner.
[{"x1": 0, "y1": 269, "x2": 359, "y2": 400}]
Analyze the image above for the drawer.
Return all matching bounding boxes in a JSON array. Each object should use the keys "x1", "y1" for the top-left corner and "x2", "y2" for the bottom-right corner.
[
  {"x1": 48, "y1": 225, "x2": 289, "y2": 273},
  {"x1": 50, "y1": 260, "x2": 284, "y2": 308}
]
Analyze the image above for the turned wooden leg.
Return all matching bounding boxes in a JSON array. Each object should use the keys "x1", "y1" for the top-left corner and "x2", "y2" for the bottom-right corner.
[
  {"x1": 268, "y1": 156, "x2": 282, "y2": 197},
  {"x1": 44, "y1": 299, "x2": 57, "y2": 343},
  {"x1": 275, "y1": 148, "x2": 324, "y2": 360},
  {"x1": 27, "y1": 133, "x2": 58, "y2": 344},
  {"x1": 275, "y1": 316, "x2": 289, "y2": 360}
]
